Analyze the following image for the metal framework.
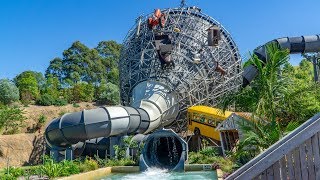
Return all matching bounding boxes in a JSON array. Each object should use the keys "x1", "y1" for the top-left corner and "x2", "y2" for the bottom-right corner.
[{"x1": 119, "y1": 7, "x2": 242, "y2": 133}]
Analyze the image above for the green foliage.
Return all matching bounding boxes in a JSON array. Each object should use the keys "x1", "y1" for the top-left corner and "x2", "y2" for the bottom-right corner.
[
  {"x1": 97, "y1": 82, "x2": 120, "y2": 105},
  {"x1": 14, "y1": 71, "x2": 42, "y2": 104},
  {"x1": 59, "y1": 160, "x2": 80, "y2": 176},
  {"x1": 78, "y1": 157, "x2": 99, "y2": 172},
  {"x1": 35, "y1": 156, "x2": 81, "y2": 178},
  {"x1": 41, "y1": 75, "x2": 61, "y2": 99},
  {"x1": 36, "y1": 93, "x2": 55, "y2": 106},
  {"x1": 71, "y1": 82, "x2": 95, "y2": 102},
  {"x1": 188, "y1": 147, "x2": 219, "y2": 164},
  {"x1": 2, "y1": 167, "x2": 25, "y2": 179},
  {"x1": 38, "y1": 158, "x2": 63, "y2": 178},
  {"x1": 46, "y1": 41, "x2": 121, "y2": 87},
  {"x1": 0, "y1": 105, "x2": 25, "y2": 134},
  {"x1": 54, "y1": 98, "x2": 68, "y2": 106},
  {"x1": 0, "y1": 79, "x2": 19, "y2": 105},
  {"x1": 104, "y1": 158, "x2": 136, "y2": 166},
  {"x1": 36, "y1": 93, "x2": 68, "y2": 106},
  {"x1": 281, "y1": 60, "x2": 320, "y2": 123},
  {"x1": 38, "y1": 114, "x2": 46, "y2": 124},
  {"x1": 220, "y1": 43, "x2": 290, "y2": 122},
  {"x1": 234, "y1": 119, "x2": 303, "y2": 165},
  {"x1": 188, "y1": 147, "x2": 235, "y2": 173}
]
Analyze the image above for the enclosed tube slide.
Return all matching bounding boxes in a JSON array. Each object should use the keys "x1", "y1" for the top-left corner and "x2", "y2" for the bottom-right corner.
[
  {"x1": 139, "y1": 129, "x2": 187, "y2": 171},
  {"x1": 45, "y1": 81, "x2": 179, "y2": 149},
  {"x1": 243, "y1": 35, "x2": 320, "y2": 86}
]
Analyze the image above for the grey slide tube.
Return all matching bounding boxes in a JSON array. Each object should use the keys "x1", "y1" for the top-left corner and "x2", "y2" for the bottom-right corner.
[
  {"x1": 45, "y1": 106, "x2": 149, "y2": 148},
  {"x1": 45, "y1": 81, "x2": 179, "y2": 149},
  {"x1": 243, "y1": 35, "x2": 320, "y2": 86}
]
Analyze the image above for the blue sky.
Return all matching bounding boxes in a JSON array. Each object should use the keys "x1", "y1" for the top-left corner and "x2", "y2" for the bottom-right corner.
[{"x1": 0, "y1": 0, "x2": 319, "y2": 79}]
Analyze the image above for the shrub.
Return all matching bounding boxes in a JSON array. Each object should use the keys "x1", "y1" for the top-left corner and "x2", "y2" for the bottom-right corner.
[
  {"x1": 79, "y1": 158, "x2": 99, "y2": 172},
  {"x1": 54, "y1": 98, "x2": 68, "y2": 106},
  {"x1": 0, "y1": 79, "x2": 19, "y2": 105},
  {"x1": 2, "y1": 167, "x2": 25, "y2": 179},
  {"x1": 60, "y1": 160, "x2": 80, "y2": 176},
  {"x1": 36, "y1": 94, "x2": 68, "y2": 107},
  {"x1": 36, "y1": 93, "x2": 55, "y2": 106},
  {"x1": 38, "y1": 158, "x2": 63, "y2": 178},
  {"x1": 97, "y1": 82, "x2": 120, "y2": 105},
  {"x1": 104, "y1": 158, "x2": 136, "y2": 166},
  {"x1": 35, "y1": 114, "x2": 46, "y2": 130},
  {"x1": 71, "y1": 83, "x2": 95, "y2": 102},
  {"x1": 1, "y1": 174, "x2": 15, "y2": 180}
]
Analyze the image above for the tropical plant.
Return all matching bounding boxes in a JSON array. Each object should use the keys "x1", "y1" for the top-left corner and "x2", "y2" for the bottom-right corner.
[
  {"x1": 220, "y1": 43, "x2": 290, "y2": 123},
  {"x1": 38, "y1": 158, "x2": 63, "y2": 178}
]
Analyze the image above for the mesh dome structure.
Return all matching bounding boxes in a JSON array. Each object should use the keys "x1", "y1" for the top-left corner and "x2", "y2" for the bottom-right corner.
[{"x1": 119, "y1": 7, "x2": 242, "y2": 133}]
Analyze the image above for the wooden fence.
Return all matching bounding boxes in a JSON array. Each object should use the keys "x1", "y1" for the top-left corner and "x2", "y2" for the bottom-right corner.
[{"x1": 226, "y1": 113, "x2": 320, "y2": 180}]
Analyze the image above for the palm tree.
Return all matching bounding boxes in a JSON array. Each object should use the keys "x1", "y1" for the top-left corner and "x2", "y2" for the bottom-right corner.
[{"x1": 220, "y1": 42, "x2": 290, "y2": 122}]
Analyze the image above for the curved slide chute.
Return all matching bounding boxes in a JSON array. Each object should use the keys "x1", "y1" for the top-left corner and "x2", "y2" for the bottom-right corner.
[
  {"x1": 243, "y1": 35, "x2": 320, "y2": 87},
  {"x1": 45, "y1": 81, "x2": 179, "y2": 150}
]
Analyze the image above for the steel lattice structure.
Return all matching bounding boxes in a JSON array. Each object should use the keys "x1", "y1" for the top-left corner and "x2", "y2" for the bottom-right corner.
[{"x1": 119, "y1": 7, "x2": 242, "y2": 133}]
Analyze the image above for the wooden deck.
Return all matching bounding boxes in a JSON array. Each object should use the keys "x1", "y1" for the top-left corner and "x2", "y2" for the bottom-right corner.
[{"x1": 226, "y1": 113, "x2": 320, "y2": 180}]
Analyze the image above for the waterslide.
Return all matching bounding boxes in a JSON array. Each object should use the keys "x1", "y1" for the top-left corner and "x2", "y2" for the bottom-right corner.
[
  {"x1": 45, "y1": 81, "x2": 178, "y2": 149},
  {"x1": 243, "y1": 35, "x2": 320, "y2": 86}
]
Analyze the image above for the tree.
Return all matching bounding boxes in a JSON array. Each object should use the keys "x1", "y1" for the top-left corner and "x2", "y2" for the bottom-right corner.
[
  {"x1": 97, "y1": 82, "x2": 120, "y2": 105},
  {"x1": 0, "y1": 79, "x2": 19, "y2": 105},
  {"x1": 45, "y1": 58, "x2": 63, "y2": 81},
  {"x1": 14, "y1": 71, "x2": 41, "y2": 103},
  {"x1": 71, "y1": 82, "x2": 95, "y2": 102},
  {"x1": 0, "y1": 105, "x2": 25, "y2": 134},
  {"x1": 46, "y1": 41, "x2": 121, "y2": 86},
  {"x1": 42, "y1": 74, "x2": 61, "y2": 99},
  {"x1": 280, "y1": 59, "x2": 320, "y2": 123}
]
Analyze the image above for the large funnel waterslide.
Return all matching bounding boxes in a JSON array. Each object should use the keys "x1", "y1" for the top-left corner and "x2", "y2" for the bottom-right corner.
[
  {"x1": 45, "y1": 6, "x2": 243, "y2": 171},
  {"x1": 243, "y1": 35, "x2": 320, "y2": 86}
]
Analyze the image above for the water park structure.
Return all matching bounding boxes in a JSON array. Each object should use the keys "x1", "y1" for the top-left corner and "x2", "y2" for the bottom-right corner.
[{"x1": 43, "y1": 2, "x2": 320, "y2": 176}]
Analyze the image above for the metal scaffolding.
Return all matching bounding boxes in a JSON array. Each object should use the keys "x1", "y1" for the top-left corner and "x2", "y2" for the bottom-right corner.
[{"x1": 119, "y1": 7, "x2": 242, "y2": 133}]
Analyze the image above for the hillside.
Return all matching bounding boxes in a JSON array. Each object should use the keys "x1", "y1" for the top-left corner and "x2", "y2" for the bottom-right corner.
[{"x1": 0, "y1": 102, "x2": 99, "y2": 168}]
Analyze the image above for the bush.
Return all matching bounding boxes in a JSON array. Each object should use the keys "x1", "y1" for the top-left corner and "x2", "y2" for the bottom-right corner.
[
  {"x1": 2, "y1": 167, "x2": 25, "y2": 179},
  {"x1": 78, "y1": 157, "x2": 99, "y2": 172},
  {"x1": 71, "y1": 83, "x2": 95, "y2": 102},
  {"x1": 188, "y1": 147, "x2": 236, "y2": 173},
  {"x1": 0, "y1": 79, "x2": 19, "y2": 105},
  {"x1": 54, "y1": 98, "x2": 68, "y2": 106},
  {"x1": 0, "y1": 105, "x2": 25, "y2": 134},
  {"x1": 36, "y1": 94, "x2": 68, "y2": 106},
  {"x1": 60, "y1": 160, "x2": 80, "y2": 176},
  {"x1": 97, "y1": 82, "x2": 120, "y2": 105},
  {"x1": 14, "y1": 71, "x2": 41, "y2": 103},
  {"x1": 104, "y1": 158, "x2": 136, "y2": 166},
  {"x1": 36, "y1": 93, "x2": 55, "y2": 106}
]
